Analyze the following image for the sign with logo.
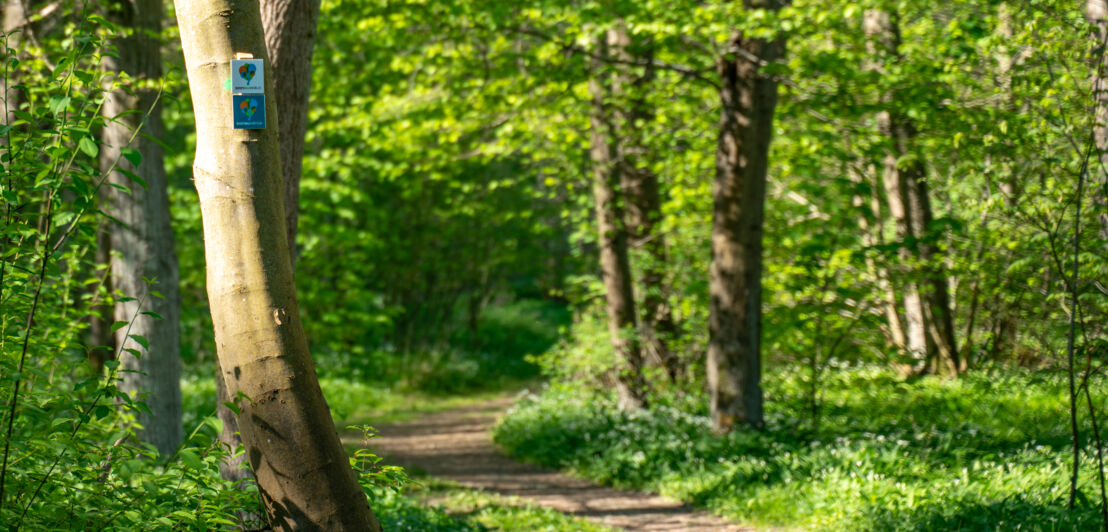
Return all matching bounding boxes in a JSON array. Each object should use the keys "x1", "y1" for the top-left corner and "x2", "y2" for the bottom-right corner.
[
  {"x1": 231, "y1": 59, "x2": 265, "y2": 94},
  {"x1": 233, "y1": 94, "x2": 266, "y2": 129}
]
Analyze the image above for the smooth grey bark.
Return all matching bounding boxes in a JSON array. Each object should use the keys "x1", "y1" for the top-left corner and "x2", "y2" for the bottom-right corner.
[
  {"x1": 707, "y1": 0, "x2": 784, "y2": 432},
  {"x1": 101, "y1": 0, "x2": 183, "y2": 456},
  {"x1": 590, "y1": 30, "x2": 647, "y2": 411}
]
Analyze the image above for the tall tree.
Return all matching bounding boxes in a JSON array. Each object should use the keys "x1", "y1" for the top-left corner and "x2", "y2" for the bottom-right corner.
[
  {"x1": 1090, "y1": 1, "x2": 1108, "y2": 189},
  {"x1": 216, "y1": 0, "x2": 322, "y2": 493},
  {"x1": 707, "y1": 0, "x2": 784, "y2": 432},
  {"x1": 865, "y1": 9, "x2": 959, "y2": 376},
  {"x1": 590, "y1": 29, "x2": 647, "y2": 411},
  {"x1": 609, "y1": 24, "x2": 679, "y2": 381},
  {"x1": 100, "y1": 0, "x2": 182, "y2": 456},
  {"x1": 260, "y1": 0, "x2": 321, "y2": 262},
  {"x1": 174, "y1": 0, "x2": 381, "y2": 528}
]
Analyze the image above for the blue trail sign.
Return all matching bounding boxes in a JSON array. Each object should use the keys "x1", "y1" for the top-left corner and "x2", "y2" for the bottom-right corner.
[{"x1": 233, "y1": 94, "x2": 266, "y2": 129}]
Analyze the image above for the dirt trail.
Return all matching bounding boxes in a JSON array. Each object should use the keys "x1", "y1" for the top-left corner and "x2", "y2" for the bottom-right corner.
[{"x1": 370, "y1": 397, "x2": 753, "y2": 532}]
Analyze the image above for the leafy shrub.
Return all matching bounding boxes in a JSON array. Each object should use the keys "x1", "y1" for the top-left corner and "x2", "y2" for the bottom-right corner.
[{"x1": 494, "y1": 368, "x2": 1108, "y2": 531}]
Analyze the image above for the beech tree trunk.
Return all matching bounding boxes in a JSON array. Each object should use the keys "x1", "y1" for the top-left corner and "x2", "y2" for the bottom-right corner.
[
  {"x1": 174, "y1": 0, "x2": 381, "y2": 529},
  {"x1": 707, "y1": 0, "x2": 784, "y2": 432},
  {"x1": 101, "y1": 0, "x2": 183, "y2": 457},
  {"x1": 216, "y1": 0, "x2": 323, "y2": 496},
  {"x1": 609, "y1": 25, "x2": 679, "y2": 381},
  {"x1": 865, "y1": 9, "x2": 959, "y2": 376},
  {"x1": 590, "y1": 30, "x2": 647, "y2": 411}
]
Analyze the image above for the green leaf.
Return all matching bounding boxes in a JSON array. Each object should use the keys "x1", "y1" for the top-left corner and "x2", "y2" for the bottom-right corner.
[
  {"x1": 203, "y1": 416, "x2": 224, "y2": 434},
  {"x1": 222, "y1": 401, "x2": 241, "y2": 416},
  {"x1": 48, "y1": 96, "x2": 70, "y2": 115},
  {"x1": 129, "y1": 334, "x2": 149, "y2": 349},
  {"x1": 179, "y1": 449, "x2": 203, "y2": 470},
  {"x1": 78, "y1": 136, "x2": 98, "y2": 157},
  {"x1": 120, "y1": 147, "x2": 142, "y2": 167},
  {"x1": 87, "y1": 14, "x2": 119, "y2": 32},
  {"x1": 110, "y1": 320, "x2": 129, "y2": 332}
]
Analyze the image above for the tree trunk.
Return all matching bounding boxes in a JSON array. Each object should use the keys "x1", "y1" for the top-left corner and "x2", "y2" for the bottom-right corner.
[
  {"x1": 2, "y1": 0, "x2": 24, "y2": 129},
  {"x1": 1090, "y1": 1, "x2": 1108, "y2": 206},
  {"x1": 609, "y1": 24, "x2": 680, "y2": 382},
  {"x1": 261, "y1": 0, "x2": 320, "y2": 266},
  {"x1": 173, "y1": 0, "x2": 381, "y2": 529},
  {"x1": 100, "y1": 0, "x2": 183, "y2": 457},
  {"x1": 590, "y1": 30, "x2": 647, "y2": 411},
  {"x1": 707, "y1": 0, "x2": 784, "y2": 432},
  {"x1": 995, "y1": 2, "x2": 1020, "y2": 204},
  {"x1": 865, "y1": 9, "x2": 959, "y2": 376},
  {"x1": 851, "y1": 163, "x2": 907, "y2": 350},
  {"x1": 215, "y1": 0, "x2": 322, "y2": 496}
]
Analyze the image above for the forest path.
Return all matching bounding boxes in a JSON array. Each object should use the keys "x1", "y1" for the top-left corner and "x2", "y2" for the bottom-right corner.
[{"x1": 369, "y1": 396, "x2": 755, "y2": 532}]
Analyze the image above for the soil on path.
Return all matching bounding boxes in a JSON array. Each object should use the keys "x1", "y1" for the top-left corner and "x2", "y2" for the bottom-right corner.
[{"x1": 370, "y1": 397, "x2": 754, "y2": 532}]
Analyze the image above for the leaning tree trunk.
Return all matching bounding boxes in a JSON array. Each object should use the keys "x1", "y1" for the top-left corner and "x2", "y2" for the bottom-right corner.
[
  {"x1": 174, "y1": 0, "x2": 381, "y2": 529},
  {"x1": 101, "y1": 0, "x2": 183, "y2": 457},
  {"x1": 609, "y1": 24, "x2": 680, "y2": 382},
  {"x1": 707, "y1": 0, "x2": 784, "y2": 432},
  {"x1": 216, "y1": 0, "x2": 323, "y2": 496},
  {"x1": 590, "y1": 30, "x2": 647, "y2": 411},
  {"x1": 865, "y1": 9, "x2": 959, "y2": 376}
]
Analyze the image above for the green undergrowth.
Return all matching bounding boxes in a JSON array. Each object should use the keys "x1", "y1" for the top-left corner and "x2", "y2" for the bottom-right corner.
[
  {"x1": 303, "y1": 299, "x2": 570, "y2": 395},
  {"x1": 183, "y1": 376, "x2": 508, "y2": 432},
  {"x1": 493, "y1": 367, "x2": 1108, "y2": 531},
  {"x1": 373, "y1": 491, "x2": 488, "y2": 532},
  {"x1": 182, "y1": 299, "x2": 570, "y2": 429}
]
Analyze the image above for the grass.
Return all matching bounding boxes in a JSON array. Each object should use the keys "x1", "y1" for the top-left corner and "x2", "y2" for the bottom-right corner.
[{"x1": 493, "y1": 367, "x2": 1108, "y2": 531}]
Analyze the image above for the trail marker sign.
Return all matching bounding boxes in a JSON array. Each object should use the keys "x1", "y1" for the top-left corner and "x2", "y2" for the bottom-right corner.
[
  {"x1": 231, "y1": 56, "x2": 266, "y2": 129},
  {"x1": 233, "y1": 94, "x2": 266, "y2": 129},
  {"x1": 231, "y1": 59, "x2": 265, "y2": 94}
]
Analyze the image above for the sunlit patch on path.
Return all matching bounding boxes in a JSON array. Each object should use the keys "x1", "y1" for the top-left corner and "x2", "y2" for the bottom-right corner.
[{"x1": 368, "y1": 397, "x2": 755, "y2": 532}]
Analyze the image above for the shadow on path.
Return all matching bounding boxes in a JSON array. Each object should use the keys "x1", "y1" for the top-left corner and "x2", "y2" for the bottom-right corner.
[{"x1": 365, "y1": 397, "x2": 755, "y2": 532}]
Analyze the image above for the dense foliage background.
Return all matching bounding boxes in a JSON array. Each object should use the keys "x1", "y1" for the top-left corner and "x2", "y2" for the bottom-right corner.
[{"x1": 5, "y1": 0, "x2": 1108, "y2": 530}]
